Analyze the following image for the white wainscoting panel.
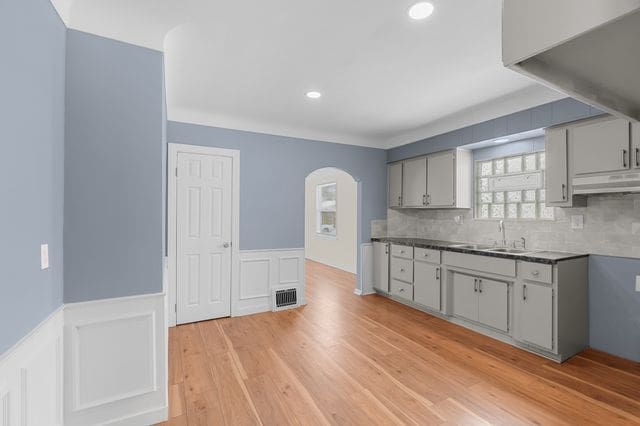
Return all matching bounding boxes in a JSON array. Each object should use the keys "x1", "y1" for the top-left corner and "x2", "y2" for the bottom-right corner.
[
  {"x1": 0, "y1": 307, "x2": 63, "y2": 426},
  {"x1": 64, "y1": 293, "x2": 167, "y2": 426},
  {"x1": 359, "y1": 243, "x2": 374, "y2": 295},
  {"x1": 235, "y1": 249, "x2": 305, "y2": 316}
]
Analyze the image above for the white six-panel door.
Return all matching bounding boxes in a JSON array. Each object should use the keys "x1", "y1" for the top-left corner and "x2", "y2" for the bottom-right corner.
[{"x1": 176, "y1": 152, "x2": 233, "y2": 324}]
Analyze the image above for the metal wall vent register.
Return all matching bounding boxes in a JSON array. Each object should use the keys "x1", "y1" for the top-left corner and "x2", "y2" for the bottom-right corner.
[{"x1": 273, "y1": 288, "x2": 298, "y2": 311}]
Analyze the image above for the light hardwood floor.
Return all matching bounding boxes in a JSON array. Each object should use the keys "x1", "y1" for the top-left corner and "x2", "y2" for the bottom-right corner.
[{"x1": 161, "y1": 260, "x2": 640, "y2": 425}]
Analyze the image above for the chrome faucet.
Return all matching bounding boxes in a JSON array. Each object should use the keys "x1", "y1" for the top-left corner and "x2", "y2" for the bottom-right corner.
[{"x1": 498, "y1": 220, "x2": 507, "y2": 247}]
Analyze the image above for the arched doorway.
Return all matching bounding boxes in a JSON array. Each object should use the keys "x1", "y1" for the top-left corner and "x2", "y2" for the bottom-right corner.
[{"x1": 304, "y1": 168, "x2": 358, "y2": 278}]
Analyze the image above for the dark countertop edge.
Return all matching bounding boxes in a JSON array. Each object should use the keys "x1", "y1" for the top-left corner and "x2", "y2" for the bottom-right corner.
[{"x1": 371, "y1": 237, "x2": 589, "y2": 265}]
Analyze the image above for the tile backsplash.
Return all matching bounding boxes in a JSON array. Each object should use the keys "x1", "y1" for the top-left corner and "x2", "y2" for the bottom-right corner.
[{"x1": 379, "y1": 193, "x2": 640, "y2": 259}]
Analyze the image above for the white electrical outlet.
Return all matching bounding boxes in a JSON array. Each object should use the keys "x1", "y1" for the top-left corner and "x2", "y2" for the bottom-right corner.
[
  {"x1": 636, "y1": 276, "x2": 640, "y2": 293},
  {"x1": 571, "y1": 215, "x2": 584, "y2": 230},
  {"x1": 40, "y1": 244, "x2": 49, "y2": 270},
  {"x1": 454, "y1": 215, "x2": 464, "y2": 225}
]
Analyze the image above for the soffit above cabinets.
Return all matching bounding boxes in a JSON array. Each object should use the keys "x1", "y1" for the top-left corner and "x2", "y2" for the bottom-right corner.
[{"x1": 503, "y1": 0, "x2": 640, "y2": 123}]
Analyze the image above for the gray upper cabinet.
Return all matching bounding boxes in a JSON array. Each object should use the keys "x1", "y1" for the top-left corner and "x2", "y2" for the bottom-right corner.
[
  {"x1": 571, "y1": 117, "x2": 630, "y2": 175},
  {"x1": 545, "y1": 127, "x2": 570, "y2": 205},
  {"x1": 427, "y1": 151, "x2": 455, "y2": 207},
  {"x1": 388, "y1": 162, "x2": 403, "y2": 207},
  {"x1": 414, "y1": 257, "x2": 441, "y2": 311},
  {"x1": 402, "y1": 157, "x2": 427, "y2": 207},
  {"x1": 372, "y1": 242, "x2": 389, "y2": 293},
  {"x1": 388, "y1": 149, "x2": 471, "y2": 209},
  {"x1": 516, "y1": 281, "x2": 553, "y2": 351}
]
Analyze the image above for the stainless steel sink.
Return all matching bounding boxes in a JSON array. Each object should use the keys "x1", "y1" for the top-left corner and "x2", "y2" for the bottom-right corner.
[
  {"x1": 486, "y1": 248, "x2": 531, "y2": 254},
  {"x1": 449, "y1": 244, "x2": 495, "y2": 250}
]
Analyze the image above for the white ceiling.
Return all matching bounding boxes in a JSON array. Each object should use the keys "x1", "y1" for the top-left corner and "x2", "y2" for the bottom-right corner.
[{"x1": 53, "y1": 0, "x2": 562, "y2": 148}]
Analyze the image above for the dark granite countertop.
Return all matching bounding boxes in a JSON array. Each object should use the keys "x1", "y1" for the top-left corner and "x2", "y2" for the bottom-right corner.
[{"x1": 371, "y1": 237, "x2": 588, "y2": 265}]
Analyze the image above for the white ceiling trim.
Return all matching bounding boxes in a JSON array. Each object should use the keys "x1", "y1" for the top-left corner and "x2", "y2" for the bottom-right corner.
[
  {"x1": 385, "y1": 85, "x2": 565, "y2": 148},
  {"x1": 168, "y1": 107, "x2": 387, "y2": 149}
]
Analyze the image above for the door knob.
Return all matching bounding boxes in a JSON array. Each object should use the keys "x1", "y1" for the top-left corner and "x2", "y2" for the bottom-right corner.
[{"x1": 223, "y1": 242, "x2": 231, "y2": 248}]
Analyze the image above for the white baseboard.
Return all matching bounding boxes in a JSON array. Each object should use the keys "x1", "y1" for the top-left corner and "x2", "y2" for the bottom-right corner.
[
  {"x1": 0, "y1": 306, "x2": 64, "y2": 426},
  {"x1": 236, "y1": 248, "x2": 306, "y2": 315},
  {"x1": 64, "y1": 292, "x2": 167, "y2": 426}
]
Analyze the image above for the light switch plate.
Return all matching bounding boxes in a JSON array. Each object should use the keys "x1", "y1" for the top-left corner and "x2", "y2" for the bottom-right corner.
[
  {"x1": 571, "y1": 215, "x2": 584, "y2": 230},
  {"x1": 40, "y1": 244, "x2": 49, "y2": 270},
  {"x1": 636, "y1": 276, "x2": 640, "y2": 292}
]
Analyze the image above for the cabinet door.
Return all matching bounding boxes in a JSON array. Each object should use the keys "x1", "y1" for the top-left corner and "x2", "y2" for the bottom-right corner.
[
  {"x1": 572, "y1": 118, "x2": 630, "y2": 175},
  {"x1": 373, "y1": 242, "x2": 389, "y2": 292},
  {"x1": 414, "y1": 262, "x2": 440, "y2": 311},
  {"x1": 427, "y1": 151, "x2": 455, "y2": 207},
  {"x1": 545, "y1": 127, "x2": 568, "y2": 204},
  {"x1": 633, "y1": 122, "x2": 640, "y2": 169},
  {"x1": 402, "y1": 157, "x2": 427, "y2": 207},
  {"x1": 452, "y1": 273, "x2": 478, "y2": 322},
  {"x1": 518, "y1": 282, "x2": 553, "y2": 350},
  {"x1": 477, "y1": 278, "x2": 508, "y2": 332},
  {"x1": 389, "y1": 163, "x2": 403, "y2": 207}
]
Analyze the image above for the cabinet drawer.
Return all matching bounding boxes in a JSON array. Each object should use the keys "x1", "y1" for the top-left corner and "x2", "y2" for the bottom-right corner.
[
  {"x1": 414, "y1": 247, "x2": 440, "y2": 264},
  {"x1": 520, "y1": 262, "x2": 552, "y2": 284},
  {"x1": 391, "y1": 279, "x2": 413, "y2": 301},
  {"x1": 391, "y1": 257, "x2": 413, "y2": 283},
  {"x1": 391, "y1": 244, "x2": 413, "y2": 259}
]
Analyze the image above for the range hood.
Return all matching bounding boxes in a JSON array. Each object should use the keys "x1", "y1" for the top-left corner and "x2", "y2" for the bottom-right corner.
[
  {"x1": 573, "y1": 172, "x2": 640, "y2": 194},
  {"x1": 503, "y1": 0, "x2": 640, "y2": 123}
]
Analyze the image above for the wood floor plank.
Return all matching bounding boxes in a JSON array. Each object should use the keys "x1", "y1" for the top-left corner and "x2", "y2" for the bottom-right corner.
[{"x1": 162, "y1": 259, "x2": 640, "y2": 426}]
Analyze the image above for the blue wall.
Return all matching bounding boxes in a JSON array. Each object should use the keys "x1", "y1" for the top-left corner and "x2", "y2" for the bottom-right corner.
[
  {"x1": 167, "y1": 121, "x2": 388, "y2": 250},
  {"x1": 0, "y1": 0, "x2": 66, "y2": 354},
  {"x1": 64, "y1": 30, "x2": 164, "y2": 302},
  {"x1": 589, "y1": 255, "x2": 640, "y2": 362},
  {"x1": 388, "y1": 98, "x2": 603, "y2": 162}
]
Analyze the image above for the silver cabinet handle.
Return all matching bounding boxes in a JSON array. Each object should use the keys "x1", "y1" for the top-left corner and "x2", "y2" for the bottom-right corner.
[
  {"x1": 400, "y1": 268, "x2": 405, "y2": 272},
  {"x1": 523, "y1": 284, "x2": 527, "y2": 301},
  {"x1": 426, "y1": 194, "x2": 431, "y2": 205},
  {"x1": 435, "y1": 267, "x2": 440, "y2": 280},
  {"x1": 636, "y1": 148, "x2": 640, "y2": 167},
  {"x1": 422, "y1": 194, "x2": 427, "y2": 206},
  {"x1": 623, "y1": 149, "x2": 628, "y2": 168},
  {"x1": 223, "y1": 242, "x2": 231, "y2": 248},
  {"x1": 398, "y1": 195, "x2": 402, "y2": 206},
  {"x1": 531, "y1": 270, "x2": 540, "y2": 276},
  {"x1": 399, "y1": 288, "x2": 405, "y2": 292},
  {"x1": 561, "y1": 183, "x2": 566, "y2": 200},
  {"x1": 474, "y1": 278, "x2": 478, "y2": 292},
  {"x1": 478, "y1": 279, "x2": 482, "y2": 293},
  {"x1": 400, "y1": 250, "x2": 405, "y2": 254},
  {"x1": 385, "y1": 244, "x2": 389, "y2": 254}
]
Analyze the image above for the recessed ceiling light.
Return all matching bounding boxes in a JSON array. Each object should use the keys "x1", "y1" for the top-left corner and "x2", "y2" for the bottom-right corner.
[
  {"x1": 408, "y1": 2, "x2": 434, "y2": 20},
  {"x1": 306, "y1": 91, "x2": 322, "y2": 99},
  {"x1": 493, "y1": 138, "x2": 510, "y2": 144}
]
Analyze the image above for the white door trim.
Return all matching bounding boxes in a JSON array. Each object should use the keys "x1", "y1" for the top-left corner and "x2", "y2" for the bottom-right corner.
[{"x1": 167, "y1": 143, "x2": 240, "y2": 327}]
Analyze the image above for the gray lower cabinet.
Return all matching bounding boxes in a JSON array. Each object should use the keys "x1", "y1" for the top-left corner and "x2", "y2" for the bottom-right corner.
[
  {"x1": 477, "y1": 278, "x2": 508, "y2": 332},
  {"x1": 452, "y1": 273, "x2": 477, "y2": 322},
  {"x1": 452, "y1": 273, "x2": 508, "y2": 332},
  {"x1": 372, "y1": 242, "x2": 389, "y2": 293},
  {"x1": 414, "y1": 261, "x2": 440, "y2": 311},
  {"x1": 515, "y1": 281, "x2": 553, "y2": 351},
  {"x1": 391, "y1": 279, "x2": 413, "y2": 301}
]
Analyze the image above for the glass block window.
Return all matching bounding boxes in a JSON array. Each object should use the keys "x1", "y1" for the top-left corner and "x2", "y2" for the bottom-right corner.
[
  {"x1": 475, "y1": 151, "x2": 553, "y2": 220},
  {"x1": 316, "y1": 183, "x2": 337, "y2": 236}
]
